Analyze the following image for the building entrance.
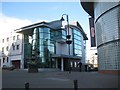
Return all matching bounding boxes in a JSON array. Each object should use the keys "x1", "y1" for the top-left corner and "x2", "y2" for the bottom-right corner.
[{"x1": 12, "y1": 60, "x2": 20, "y2": 69}]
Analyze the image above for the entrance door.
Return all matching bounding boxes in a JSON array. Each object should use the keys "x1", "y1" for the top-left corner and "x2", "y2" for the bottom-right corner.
[
  {"x1": 57, "y1": 59, "x2": 61, "y2": 69},
  {"x1": 64, "y1": 59, "x2": 69, "y2": 71},
  {"x1": 12, "y1": 60, "x2": 20, "y2": 69}
]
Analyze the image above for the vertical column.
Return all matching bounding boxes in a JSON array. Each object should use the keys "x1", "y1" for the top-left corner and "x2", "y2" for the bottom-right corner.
[
  {"x1": 56, "y1": 59, "x2": 58, "y2": 68},
  {"x1": 61, "y1": 58, "x2": 64, "y2": 72},
  {"x1": 21, "y1": 34, "x2": 24, "y2": 69},
  {"x1": 0, "y1": 67, "x2": 2, "y2": 90}
]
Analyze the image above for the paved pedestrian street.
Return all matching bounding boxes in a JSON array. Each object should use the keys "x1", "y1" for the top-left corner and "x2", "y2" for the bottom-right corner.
[{"x1": 2, "y1": 69, "x2": 119, "y2": 89}]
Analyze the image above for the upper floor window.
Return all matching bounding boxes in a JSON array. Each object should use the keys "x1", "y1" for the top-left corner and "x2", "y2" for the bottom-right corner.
[
  {"x1": 73, "y1": 28, "x2": 82, "y2": 57},
  {"x1": 2, "y1": 47, "x2": 4, "y2": 53},
  {"x1": 17, "y1": 35, "x2": 20, "y2": 40},
  {"x1": 6, "y1": 46, "x2": 9, "y2": 51},
  {"x1": 16, "y1": 45, "x2": 20, "y2": 50},
  {"x1": 12, "y1": 45, "x2": 15, "y2": 50},
  {"x1": 3, "y1": 58, "x2": 5, "y2": 63},
  {"x1": 13, "y1": 36, "x2": 15, "y2": 40},
  {"x1": 7, "y1": 37, "x2": 9, "y2": 42},
  {"x1": 56, "y1": 29, "x2": 67, "y2": 39},
  {"x1": 7, "y1": 57, "x2": 9, "y2": 63},
  {"x1": 2, "y1": 39, "x2": 4, "y2": 43},
  {"x1": 73, "y1": 29, "x2": 81, "y2": 37}
]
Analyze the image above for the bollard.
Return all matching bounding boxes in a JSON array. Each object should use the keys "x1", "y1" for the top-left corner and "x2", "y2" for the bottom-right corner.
[
  {"x1": 74, "y1": 80, "x2": 78, "y2": 90},
  {"x1": 25, "y1": 82, "x2": 29, "y2": 90},
  {"x1": 69, "y1": 70, "x2": 71, "y2": 74},
  {"x1": 69, "y1": 67, "x2": 71, "y2": 74}
]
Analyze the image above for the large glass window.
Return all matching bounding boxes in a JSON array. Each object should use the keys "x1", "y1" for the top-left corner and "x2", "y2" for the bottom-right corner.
[
  {"x1": 24, "y1": 34, "x2": 32, "y2": 68},
  {"x1": 74, "y1": 39, "x2": 82, "y2": 45},
  {"x1": 73, "y1": 29, "x2": 82, "y2": 57},
  {"x1": 24, "y1": 27, "x2": 60, "y2": 68},
  {"x1": 30, "y1": 27, "x2": 56, "y2": 68},
  {"x1": 56, "y1": 29, "x2": 67, "y2": 40}
]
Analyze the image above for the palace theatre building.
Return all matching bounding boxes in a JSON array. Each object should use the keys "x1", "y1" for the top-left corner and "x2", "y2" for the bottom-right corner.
[
  {"x1": 16, "y1": 20, "x2": 88, "y2": 71},
  {"x1": 81, "y1": 1, "x2": 120, "y2": 74}
]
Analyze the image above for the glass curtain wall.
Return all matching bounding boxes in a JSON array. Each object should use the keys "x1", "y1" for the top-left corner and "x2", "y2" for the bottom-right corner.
[
  {"x1": 56, "y1": 29, "x2": 66, "y2": 40},
  {"x1": 24, "y1": 27, "x2": 66, "y2": 68},
  {"x1": 24, "y1": 34, "x2": 32, "y2": 68},
  {"x1": 72, "y1": 28, "x2": 82, "y2": 57},
  {"x1": 38, "y1": 27, "x2": 55, "y2": 68}
]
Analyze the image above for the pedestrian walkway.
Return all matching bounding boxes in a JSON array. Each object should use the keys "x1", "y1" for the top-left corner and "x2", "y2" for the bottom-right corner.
[{"x1": 2, "y1": 69, "x2": 119, "y2": 89}]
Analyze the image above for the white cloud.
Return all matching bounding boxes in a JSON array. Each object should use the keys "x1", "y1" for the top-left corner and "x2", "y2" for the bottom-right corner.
[{"x1": 0, "y1": 13, "x2": 32, "y2": 35}]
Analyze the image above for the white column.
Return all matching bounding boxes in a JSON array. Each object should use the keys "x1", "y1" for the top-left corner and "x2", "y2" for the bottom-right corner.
[
  {"x1": 56, "y1": 59, "x2": 58, "y2": 68},
  {"x1": 61, "y1": 58, "x2": 64, "y2": 72},
  {"x1": 21, "y1": 34, "x2": 24, "y2": 69}
]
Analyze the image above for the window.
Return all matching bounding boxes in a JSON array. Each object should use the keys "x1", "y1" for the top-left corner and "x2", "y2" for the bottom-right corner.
[
  {"x1": 13, "y1": 36, "x2": 15, "y2": 40},
  {"x1": 7, "y1": 38, "x2": 9, "y2": 42},
  {"x1": 6, "y1": 46, "x2": 9, "y2": 51},
  {"x1": 2, "y1": 47, "x2": 4, "y2": 52},
  {"x1": 17, "y1": 35, "x2": 20, "y2": 40},
  {"x1": 7, "y1": 57, "x2": 9, "y2": 63},
  {"x1": 73, "y1": 29, "x2": 82, "y2": 57},
  {"x1": 56, "y1": 29, "x2": 66, "y2": 39},
  {"x1": 13, "y1": 45, "x2": 15, "y2": 50},
  {"x1": 16, "y1": 45, "x2": 19, "y2": 50},
  {"x1": 2, "y1": 39, "x2": 4, "y2": 43},
  {"x1": 3, "y1": 58, "x2": 5, "y2": 63}
]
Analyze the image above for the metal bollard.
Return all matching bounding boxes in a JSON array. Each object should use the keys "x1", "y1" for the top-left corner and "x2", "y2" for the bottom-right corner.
[
  {"x1": 74, "y1": 80, "x2": 78, "y2": 90},
  {"x1": 25, "y1": 82, "x2": 29, "y2": 90}
]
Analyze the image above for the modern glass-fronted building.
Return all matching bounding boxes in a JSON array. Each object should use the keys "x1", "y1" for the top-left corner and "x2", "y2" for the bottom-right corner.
[
  {"x1": 16, "y1": 20, "x2": 88, "y2": 71},
  {"x1": 81, "y1": 1, "x2": 120, "y2": 74}
]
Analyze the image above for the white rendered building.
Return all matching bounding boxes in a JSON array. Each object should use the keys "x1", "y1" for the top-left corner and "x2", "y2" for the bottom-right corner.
[{"x1": 0, "y1": 32, "x2": 24, "y2": 69}]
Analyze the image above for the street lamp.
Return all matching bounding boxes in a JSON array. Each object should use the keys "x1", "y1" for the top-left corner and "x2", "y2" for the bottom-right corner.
[{"x1": 61, "y1": 14, "x2": 72, "y2": 73}]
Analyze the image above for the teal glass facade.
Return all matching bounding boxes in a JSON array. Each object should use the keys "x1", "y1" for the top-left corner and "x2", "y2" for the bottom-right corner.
[
  {"x1": 72, "y1": 28, "x2": 82, "y2": 57},
  {"x1": 24, "y1": 27, "x2": 68, "y2": 68},
  {"x1": 31, "y1": 27, "x2": 56, "y2": 68},
  {"x1": 19, "y1": 21, "x2": 88, "y2": 69},
  {"x1": 56, "y1": 29, "x2": 66, "y2": 40},
  {"x1": 24, "y1": 34, "x2": 32, "y2": 68}
]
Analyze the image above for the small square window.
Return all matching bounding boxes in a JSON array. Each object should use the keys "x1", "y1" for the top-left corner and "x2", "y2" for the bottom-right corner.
[{"x1": 7, "y1": 38, "x2": 9, "y2": 42}]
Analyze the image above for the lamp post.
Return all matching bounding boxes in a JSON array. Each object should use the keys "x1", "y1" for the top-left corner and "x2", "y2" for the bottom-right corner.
[{"x1": 61, "y1": 14, "x2": 72, "y2": 73}]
